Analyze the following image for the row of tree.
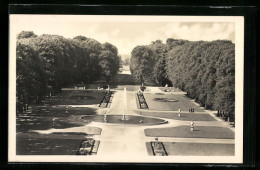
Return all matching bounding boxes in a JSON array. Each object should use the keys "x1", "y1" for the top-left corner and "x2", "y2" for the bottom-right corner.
[
  {"x1": 130, "y1": 39, "x2": 235, "y2": 114},
  {"x1": 16, "y1": 31, "x2": 120, "y2": 112}
]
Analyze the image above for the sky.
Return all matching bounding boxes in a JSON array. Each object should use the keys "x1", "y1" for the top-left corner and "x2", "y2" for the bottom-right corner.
[{"x1": 11, "y1": 15, "x2": 235, "y2": 58}]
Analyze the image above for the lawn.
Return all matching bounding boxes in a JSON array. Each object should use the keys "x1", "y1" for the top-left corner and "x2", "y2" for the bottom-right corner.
[
  {"x1": 16, "y1": 107, "x2": 99, "y2": 132},
  {"x1": 111, "y1": 74, "x2": 139, "y2": 85},
  {"x1": 17, "y1": 126, "x2": 101, "y2": 155},
  {"x1": 158, "y1": 87, "x2": 182, "y2": 92},
  {"x1": 144, "y1": 126, "x2": 234, "y2": 139},
  {"x1": 17, "y1": 89, "x2": 108, "y2": 132},
  {"x1": 138, "y1": 111, "x2": 216, "y2": 121},
  {"x1": 144, "y1": 93, "x2": 205, "y2": 112},
  {"x1": 16, "y1": 133, "x2": 85, "y2": 155},
  {"x1": 146, "y1": 142, "x2": 234, "y2": 156},
  {"x1": 43, "y1": 90, "x2": 106, "y2": 105}
]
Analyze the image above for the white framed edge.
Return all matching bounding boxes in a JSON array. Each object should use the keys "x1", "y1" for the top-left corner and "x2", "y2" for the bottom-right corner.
[{"x1": 8, "y1": 15, "x2": 244, "y2": 163}]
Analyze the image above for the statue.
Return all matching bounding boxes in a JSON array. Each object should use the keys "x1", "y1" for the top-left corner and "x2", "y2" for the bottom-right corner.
[
  {"x1": 104, "y1": 114, "x2": 107, "y2": 122},
  {"x1": 190, "y1": 121, "x2": 194, "y2": 131}
]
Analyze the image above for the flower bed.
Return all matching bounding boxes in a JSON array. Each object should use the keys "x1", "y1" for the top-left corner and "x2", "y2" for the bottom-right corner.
[
  {"x1": 150, "y1": 141, "x2": 168, "y2": 156},
  {"x1": 99, "y1": 91, "x2": 113, "y2": 108},
  {"x1": 76, "y1": 138, "x2": 97, "y2": 155},
  {"x1": 137, "y1": 91, "x2": 148, "y2": 109}
]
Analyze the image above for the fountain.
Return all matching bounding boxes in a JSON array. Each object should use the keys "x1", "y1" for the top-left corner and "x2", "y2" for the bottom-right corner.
[{"x1": 81, "y1": 86, "x2": 168, "y2": 125}]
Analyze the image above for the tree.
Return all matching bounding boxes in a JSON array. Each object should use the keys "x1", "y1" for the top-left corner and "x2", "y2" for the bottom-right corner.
[
  {"x1": 17, "y1": 31, "x2": 37, "y2": 39},
  {"x1": 166, "y1": 38, "x2": 188, "y2": 51},
  {"x1": 30, "y1": 34, "x2": 77, "y2": 91},
  {"x1": 16, "y1": 31, "x2": 121, "y2": 111},
  {"x1": 147, "y1": 40, "x2": 169, "y2": 86},
  {"x1": 73, "y1": 35, "x2": 88, "y2": 41},
  {"x1": 123, "y1": 58, "x2": 130, "y2": 66},
  {"x1": 16, "y1": 38, "x2": 48, "y2": 107},
  {"x1": 99, "y1": 42, "x2": 120, "y2": 83},
  {"x1": 130, "y1": 46, "x2": 155, "y2": 84},
  {"x1": 166, "y1": 40, "x2": 235, "y2": 114},
  {"x1": 73, "y1": 37, "x2": 102, "y2": 83},
  {"x1": 130, "y1": 38, "x2": 235, "y2": 114}
]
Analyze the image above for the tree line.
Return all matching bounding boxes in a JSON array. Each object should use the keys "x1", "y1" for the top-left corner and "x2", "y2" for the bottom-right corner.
[
  {"x1": 130, "y1": 39, "x2": 235, "y2": 115},
  {"x1": 16, "y1": 31, "x2": 120, "y2": 112}
]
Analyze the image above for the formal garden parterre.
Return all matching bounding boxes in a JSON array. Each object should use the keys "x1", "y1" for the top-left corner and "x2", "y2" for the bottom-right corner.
[{"x1": 16, "y1": 31, "x2": 235, "y2": 157}]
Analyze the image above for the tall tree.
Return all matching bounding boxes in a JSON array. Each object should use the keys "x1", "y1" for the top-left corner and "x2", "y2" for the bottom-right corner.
[
  {"x1": 16, "y1": 38, "x2": 48, "y2": 106},
  {"x1": 148, "y1": 40, "x2": 169, "y2": 86},
  {"x1": 166, "y1": 40, "x2": 235, "y2": 114},
  {"x1": 130, "y1": 46, "x2": 154, "y2": 84},
  {"x1": 99, "y1": 42, "x2": 120, "y2": 83}
]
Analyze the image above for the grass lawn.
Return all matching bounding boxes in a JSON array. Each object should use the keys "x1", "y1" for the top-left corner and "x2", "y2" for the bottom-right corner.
[
  {"x1": 16, "y1": 126, "x2": 101, "y2": 155},
  {"x1": 145, "y1": 142, "x2": 155, "y2": 155},
  {"x1": 24, "y1": 106, "x2": 98, "y2": 117},
  {"x1": 158, "y1": 87, "x2": 182, "y2": 92},
  {"x1": 138, "y1": 111, "x2": 216, "y2": 121},
  {"x1": 144, "y1": 94, "x2": 204, "y2": 112},
  {"x1": 17, "y1": 107, "x2": 98, "y2": 132},
  {"x1": 111, "y1": 74, "x2": 139, "y2": 85},
  {"x1": 16, "y1": 134, "x2": 84, "y2": 155},
  {"x1": 144, "y1": 126, "x2": 234, "y2": 139},
  {"x1": 17, "y1": 89, "x2": 107, "y2": 132},
  {"x1": 146, "y1": 142, "x2": 234, "y2": 156},
  {"x1": 44, "y1": 90, "x2": 106, "y2": 105}
]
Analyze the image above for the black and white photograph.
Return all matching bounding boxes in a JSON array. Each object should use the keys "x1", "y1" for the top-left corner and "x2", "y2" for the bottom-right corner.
[{"x1": 8, "y1": 14, "x2": 244, "y2": 163}]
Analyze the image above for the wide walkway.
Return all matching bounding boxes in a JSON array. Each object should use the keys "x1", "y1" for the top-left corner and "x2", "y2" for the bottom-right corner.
[
  {"x1": 97, "y1": 88, "x2": 147, "y2": 156},
  {"x1": 97, "y1": 125, "x2": 147, "y2": 156}
]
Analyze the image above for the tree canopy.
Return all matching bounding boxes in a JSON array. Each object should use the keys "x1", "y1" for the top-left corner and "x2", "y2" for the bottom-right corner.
[
  {"x1": 16, "y1": 32, "x2": 120, "y2": 110},
  {"x1": 130, "y1": 39, "x2": 235, "y2": 114},
  {"x1": 17, "y1": 31, "x2": 38, "y2": 39}
]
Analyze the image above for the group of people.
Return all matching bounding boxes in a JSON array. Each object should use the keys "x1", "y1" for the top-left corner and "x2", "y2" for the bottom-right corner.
[
  {"x1": 98, "y1": 85, "x2": 110, "y2": 91},
  {"x1": 189, "y1": 108, "x2": 195, "y2": 112}
]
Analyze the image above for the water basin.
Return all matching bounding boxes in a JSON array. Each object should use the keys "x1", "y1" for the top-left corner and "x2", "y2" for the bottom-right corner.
[{"x1": 81, "y1": 115, "x2": 168, "y2": 125}]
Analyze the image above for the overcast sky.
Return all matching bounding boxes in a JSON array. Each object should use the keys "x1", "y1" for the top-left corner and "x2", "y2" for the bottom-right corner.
[{"x1": 11, "y1": 15, "x2": 235, "y2": 57}]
